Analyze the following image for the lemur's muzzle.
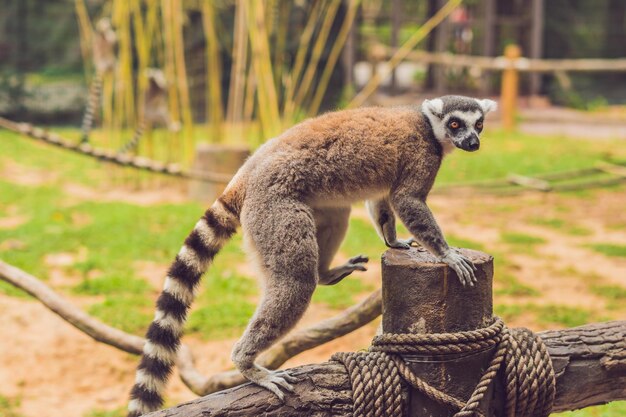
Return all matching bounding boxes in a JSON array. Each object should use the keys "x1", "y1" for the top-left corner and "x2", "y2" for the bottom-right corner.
[{"x1": 459, "y1": 133, "x2": 480, "y2": 152}]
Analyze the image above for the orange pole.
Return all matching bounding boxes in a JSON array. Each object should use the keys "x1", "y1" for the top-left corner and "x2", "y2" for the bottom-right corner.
[{"x1": 501, "y1": 44, "x2": 521, "y2": 131}]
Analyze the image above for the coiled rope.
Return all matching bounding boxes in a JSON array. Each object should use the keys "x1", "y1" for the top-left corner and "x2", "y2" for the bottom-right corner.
[{"x1": 332, "y1": 317, "x2": 555, "y2": 417}]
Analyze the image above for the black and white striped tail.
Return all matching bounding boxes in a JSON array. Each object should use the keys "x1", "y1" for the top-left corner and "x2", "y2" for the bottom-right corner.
[
  {"x1": 80, "y1": 72, "x2": 104, "y2": 144},
  {"x1": 118, "y1": 122, "x2": 145, "y2": 155},
  {"x1": 128, "y1": 200, "x2": 238, "y2": 416}
]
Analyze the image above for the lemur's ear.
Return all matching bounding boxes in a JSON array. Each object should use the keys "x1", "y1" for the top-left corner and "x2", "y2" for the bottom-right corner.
[
  {"x1": 422, "y1": 98, "x2": 444, "y2": 119},
  {"x1": 477, "y1": 99, "x2": 498, "y2": 114}
]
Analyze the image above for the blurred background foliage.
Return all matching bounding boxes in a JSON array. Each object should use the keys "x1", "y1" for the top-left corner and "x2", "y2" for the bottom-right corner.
[{"x1": 1, "y1": 0, "x2": 625, "y2": 128}]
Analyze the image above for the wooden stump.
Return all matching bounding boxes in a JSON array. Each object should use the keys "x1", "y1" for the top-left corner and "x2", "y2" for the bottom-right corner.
[
  {"x1": 187, "y1": 144, "x2": 249, "y2": 202},
  {"x1": 382, "y1": 247, "x2": 495, "y2": 416}
]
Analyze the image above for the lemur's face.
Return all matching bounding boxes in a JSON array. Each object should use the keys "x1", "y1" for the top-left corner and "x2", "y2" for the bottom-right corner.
[{"x1": 421, "y1": 95, "x2": 497, "y2": 154}]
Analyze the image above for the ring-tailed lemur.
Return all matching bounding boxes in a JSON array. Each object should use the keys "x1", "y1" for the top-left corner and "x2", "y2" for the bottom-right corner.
[
  {"x1": 118, "y1": 69, "x2": 179, "y2": 155},
  {"x1": 127, "y1": 95, "x2": 497, "y2": 416},
  {"x1": 80, "y1": 18, "x2": 117, "y2": 144}
]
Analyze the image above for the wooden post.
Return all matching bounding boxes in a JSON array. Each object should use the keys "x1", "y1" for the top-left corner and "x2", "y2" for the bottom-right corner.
[
  {"x1": 500, "y1": 44, "x2": 521, "y2": 132},
  {"x1": 187, "y1": 144, "x2": 249, "y2": 202},
  {"x1": 382, "y1": 247, "x2": 496, "y2": 416}
]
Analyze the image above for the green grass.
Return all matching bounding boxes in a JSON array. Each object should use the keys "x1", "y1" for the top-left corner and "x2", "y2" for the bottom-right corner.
[
  {"x1": 87, "y1": 295, "x2": 153, "y2": 334},
  {"x1": 187, "y1": 270, "x2": 257, "y2": 340},
  {"x1": 554, "y1": 401, "x2": 626, "y2": 417},
  {"x1": 591, "y1": 285, "x2": 626, "y2": 310},
  {"x1": 529, "y1": 217, "x2": 593, "y2": 237},
  {"x1": 83, "y1": 408, "x2": 125, "y2": 417},
  {"x1": 494, "y1": 304, "x2": 525, "y2": 322},
  {"x1": 495, "y1": 273, "x2": 540, "y2": 297},
  {"x1": 501, "y1": 232, "x2": 547, "y2": 246},
  {"x1": 587, "y1": 243, "x2": 626, "y2": 258},
  {"x1": 0, "y1": 394, "x2": 23, "y2": 417},
  {"x1": 436, "y1": 129, "x2": 626, "y2": 186},
  {"x1": 536, "y1": 305, "x2": 594, "y2": 328}
]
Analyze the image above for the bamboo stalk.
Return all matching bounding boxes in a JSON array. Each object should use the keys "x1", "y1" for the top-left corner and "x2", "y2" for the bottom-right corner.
[
  {"x1": 161, "y1": 0, "x2": 181, "y2": 162},
  {"x1": 273, "y1": 0, "x2": 291, "y2": 97},
  {"x1": 102, "y1": 71, "x2": 114, "y2": 147},
  {"x1": 227, "y1": 0, "x2": 248, "y2": 138},
  {"x1": 74, "y1": 0, "x2": 93, "y2": 80},
  {"x1": 132, "y1": 0, "x2": 149, "y2": 123},
  {"x1": 172, "y1": 0, "x2": 194, "y2": 162},
  {"x1": 244, "y1": 60, "x2": 257, "y2": 124},
  {"x1": 202, "y1": 1, "x2": 224, "y2": 143},
  {"x1": 348, "y1": 0, "x2": 463, "y2": 108},
  {"x1": 290, "y1": 0, "x2": 342, "y2": 119},
  {"x1": 308, "y1": 0, "x2": 361, "y2": 116},
  {"x1": 145, "y1": 1, "x2": 162, "y2": 65},
  {"x1": 282, "y1": 0, "x2": 323, "y2": 120},
  {"x1": 247, "y1": 0, "x2": 281, "y2": 139}
]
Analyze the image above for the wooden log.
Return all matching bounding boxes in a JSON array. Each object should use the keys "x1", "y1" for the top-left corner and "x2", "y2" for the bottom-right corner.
[
  {"x1": 381, "y1": 248, "x2": 495, "y2": 416},
  {"x1": 146, "y1": 250, "x2": 626, "y2": 417},
  {"x1": 507, "y1": 174, "x2": 552, "y2": 191},
  {"x1": 147, "y1": 324, "x2": 626, "y2": 417}
]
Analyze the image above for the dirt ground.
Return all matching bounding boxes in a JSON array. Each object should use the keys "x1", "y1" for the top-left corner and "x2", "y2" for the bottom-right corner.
[{"x1": 1, "y1": 183, "x2": 625, "y2": 417}]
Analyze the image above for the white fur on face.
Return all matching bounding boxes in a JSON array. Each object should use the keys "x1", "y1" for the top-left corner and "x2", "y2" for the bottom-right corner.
[{"x1": 421, "y1": 99, "x2": 447, "y2": 150}]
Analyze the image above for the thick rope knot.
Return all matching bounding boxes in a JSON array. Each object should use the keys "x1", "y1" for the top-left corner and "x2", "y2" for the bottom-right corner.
[{"x1": 332, "y1": 317, "x2": 555, "y2": 417}]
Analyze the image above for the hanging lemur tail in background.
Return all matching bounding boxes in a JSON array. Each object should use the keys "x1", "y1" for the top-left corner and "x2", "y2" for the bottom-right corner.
[
  {"x1": 127, "y1": 198, "x2": 239, "y2": 417},
  {"x1": 118, "y1": 121, "x2": 145, "y2": 155},
  {"x1": 80, "y1": 71, "x2": 104, "y2": 144}
]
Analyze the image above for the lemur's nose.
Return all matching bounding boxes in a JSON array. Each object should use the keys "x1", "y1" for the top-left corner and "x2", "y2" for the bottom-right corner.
[{"x1": 463, "y1": 134, "x2": 480, "y2": 151}]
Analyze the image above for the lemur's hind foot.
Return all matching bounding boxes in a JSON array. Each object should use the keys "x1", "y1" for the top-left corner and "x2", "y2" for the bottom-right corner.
[
  {"x1": 319, "y1": 254, "x2": 368, "y2": 285},
  {"x1": 240, "y1": 365, "x2": 301, "y2": 401}
]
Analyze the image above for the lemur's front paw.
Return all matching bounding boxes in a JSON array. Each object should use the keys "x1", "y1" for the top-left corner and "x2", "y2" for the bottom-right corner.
[
  {"x1": 440, "y1": 250, "x2": 477, "y2": 286},
  {"x1": 386, "y1": 237, "x2": 419, "y2": 250}
]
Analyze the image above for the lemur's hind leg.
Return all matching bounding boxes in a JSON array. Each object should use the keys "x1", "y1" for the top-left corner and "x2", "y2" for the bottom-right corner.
[
  {"x1": 314, "y1": 206, "x2": 368, "y2": 286},
  {"x1": 233, "y1": 199, "x2": 318, "y2": 400}
]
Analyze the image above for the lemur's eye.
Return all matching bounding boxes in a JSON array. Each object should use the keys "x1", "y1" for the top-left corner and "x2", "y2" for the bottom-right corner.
[
  {"x1": 449, "y1": 121, "x2": 460, "y2": 129},
  {"x1": 476, "y1": 121, "x2": 483, "y2": 130}
]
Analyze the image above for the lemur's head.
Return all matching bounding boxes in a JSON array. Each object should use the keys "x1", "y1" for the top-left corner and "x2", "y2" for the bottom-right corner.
[{"x1": 421, "y1": 95, "x2": 497, "y2": 154}]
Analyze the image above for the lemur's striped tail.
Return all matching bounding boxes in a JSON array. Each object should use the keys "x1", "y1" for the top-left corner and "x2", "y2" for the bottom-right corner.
[
  {"x1": 80, "y1": 71, "x2": 104, "y2": 144},
  {"x1": 128, "y1": 199, "x2": 238, "y2": 417},
  {"x1": 118, "y1": 121, "x2": 145, "y2": 155}
]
